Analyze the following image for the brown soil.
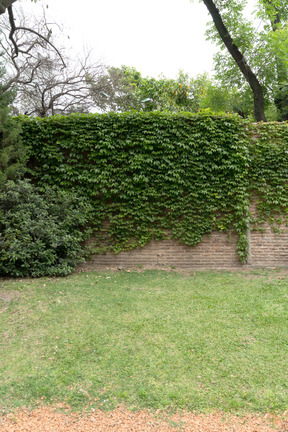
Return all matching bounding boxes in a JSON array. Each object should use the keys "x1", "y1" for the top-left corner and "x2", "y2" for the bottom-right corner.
[
  {"x1": 0, "y1": 289, "x2": 19, "y2": 314},
  {"x1": 1, "y1": 406, "x2": 287, "y2": 432},
  {"x1": 0, "y1": 289, "x2": 19, "y2": 303}
]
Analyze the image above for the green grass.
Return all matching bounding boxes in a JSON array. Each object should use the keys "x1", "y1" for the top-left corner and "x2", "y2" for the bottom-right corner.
[{"x1": 0, "y1": 269, "x2": 288, "y2": 413}]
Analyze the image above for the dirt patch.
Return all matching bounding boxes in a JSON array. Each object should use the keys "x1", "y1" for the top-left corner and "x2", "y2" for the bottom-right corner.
[
  {"x1": 0, "y1": 289, "x2": 19, "y2": 314},
  {"x1": 0, "y1": 406, "x2": 287, "y2": 432},
  {"x1": 0, "y1": 290, "x2": 19, "y2": 303}
]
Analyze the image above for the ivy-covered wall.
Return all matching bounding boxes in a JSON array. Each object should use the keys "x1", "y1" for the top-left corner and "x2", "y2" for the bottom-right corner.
[
  {"x1": 248, "y1": 122, "x2": 288, "y2": 231},
  {"x1": 19, "y1": 112, "x2": 288, "y2": 264}
]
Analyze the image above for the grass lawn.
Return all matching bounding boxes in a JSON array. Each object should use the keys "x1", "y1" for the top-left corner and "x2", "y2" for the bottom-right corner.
[{"x1": 0, "y1": 269, "x2": 288, "y2": 414}]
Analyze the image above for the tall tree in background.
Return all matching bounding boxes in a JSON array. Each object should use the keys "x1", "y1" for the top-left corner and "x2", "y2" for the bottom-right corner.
[
  {"x1": 0, "y1": 1, "x2": 38, "y2": 17},
  {"x1": 11, "y1": 52, "x2": 105, "y2": 116},
  {"x1": 0, "y1": 8, "x2": 107, "y2": 116},
  {"x1": 0, "y1": 0, "x2": 58, "y2": 67},
  {"x1": 202, "y1": 0, "x2": 288, "y2": 121},
  {"x1": 89, "y1": 65, "x2": 256, "y2": 116},
  {"x1": 0, "y1": 0, "x2": 38, "y2": 189},
  {"x1": 0, "y1": 65, "x2": 26, "y2": 189},
  {"x1": 0, "y1": 0, "x2": 16, "y2": 15},
  {"x1": 89, "y1": 66, "x2": 206, "y2": 113}
]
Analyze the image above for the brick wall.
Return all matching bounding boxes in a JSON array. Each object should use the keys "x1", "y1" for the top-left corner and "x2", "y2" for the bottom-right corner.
[
  {"x1": 249, "y1": 225, "x2": 288, "y2": 267},
  {"x1": 82, "y1": 232, "x2": 242, "y2": 270},
  {"x1": 81, "y1": 226, "x2": 288, "y2": 271}
]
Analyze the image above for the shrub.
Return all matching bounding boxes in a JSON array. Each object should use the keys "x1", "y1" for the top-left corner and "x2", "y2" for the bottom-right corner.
[{"x1": 0, "y1": 180, "x2": 92, "y2": 277}]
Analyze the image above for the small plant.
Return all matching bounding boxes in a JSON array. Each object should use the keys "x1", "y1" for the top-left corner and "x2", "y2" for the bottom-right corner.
[{"x1": 0, "y1": 180, "x2": 92, "y2": 277}]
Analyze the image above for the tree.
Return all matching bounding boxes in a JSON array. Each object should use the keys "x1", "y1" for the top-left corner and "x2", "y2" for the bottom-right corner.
[
  {"x1": 88, "y1": 66, "x2": 143, "y2": 112},
  {"x1": 196, "y1": 75, "x2": 254, "y2": 118},
  {"x1": 89, "y1": 65, "x2": 255, "y2": 116},
  {"x1": 89, "y1": 66, "x2": 208, "y2": 113},
  {"x1": 0, "y1": 1, "x2": 59, "y2": 69},
  {"x1": 0, "y1": 0, "x2": 37, "y2": 16},
  {"x1": 12, "y1": 53, "x2": 105, "y2": 117},
  {"x1": 0, "y1": 8, "x2": 107, "y2": 116},
  {"x1": 0, "y1": 64, "x2": 26, "y2": 189},
  {"x1": 0, "y1": 0, "x2": 17, "y2": 15},
  {"x1": 0, "y1": 1, "x2": 43, "y2": 189},
  {"x1": 201, "y1": 0, "x2": 288, "y2": 121}
]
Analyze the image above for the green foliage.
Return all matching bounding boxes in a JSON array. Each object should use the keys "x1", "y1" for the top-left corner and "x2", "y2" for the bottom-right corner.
[
  {"x1": 0, "y1": 83, "x2": 27, "y2": 189},
  {"x1": 0, "y1": 180, "x2": 92, "y2": 277},
  {"x1": 91, "y1": 66, "x2": 211, "y2": 113},
  {"x1": 248, "y1": 122, "x2": 288, "y2": 227},
  {"x1": 204, "y1": 0, "x2": 288, "y2": 121},
  {"x1": 199, "y1": 78, "x2": 255, "y2": 119},
  {"x1": 15, "y1": 113, "x2": 288, "y2": 263},
  {"x1": 92, "y1": 66, "x2": 257, "y2": 118},
  {"x1": 20, "y1": 111, "x2": 250, "y2": 261},
  {"x1": 118, "y1": 67, "x2": 197, "y2": 112}
]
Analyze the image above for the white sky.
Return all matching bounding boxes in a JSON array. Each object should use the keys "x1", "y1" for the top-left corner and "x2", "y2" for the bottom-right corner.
[{"x1": 16, "y1": 0, "x2": 218, "y2": 79}]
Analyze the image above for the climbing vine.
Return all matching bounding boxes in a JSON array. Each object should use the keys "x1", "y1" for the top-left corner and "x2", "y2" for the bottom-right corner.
[
  {"x1": 20, "y1": 111, "x2": 252, "y2": 261},
  {"x1": 248, "y1": 122, "x2": 288, "y2": 231}
]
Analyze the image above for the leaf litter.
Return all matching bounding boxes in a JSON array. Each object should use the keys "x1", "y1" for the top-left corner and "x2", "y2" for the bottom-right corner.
[{"x1": 0, "y1": 405, "x2": 287, "y2": 431}]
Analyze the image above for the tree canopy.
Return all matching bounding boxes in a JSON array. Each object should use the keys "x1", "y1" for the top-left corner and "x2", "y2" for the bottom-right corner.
[
  {"x1": 2, "y1": 0, "x2": 287, "y2": 121},
  {"x1": 89, "y1": 67, "x2": 200, "y2": 113},
  {"x1": 0, "y1": 65, "x2": 26, "y2": 189},
  {"x1": 88, "y1": 65, "x2": 255, "y2": 117},
  {"x1": 202, "y1": 0, "x2": 288, "y2": 121}
]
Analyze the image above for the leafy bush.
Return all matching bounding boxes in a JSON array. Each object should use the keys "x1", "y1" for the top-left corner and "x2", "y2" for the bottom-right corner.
[{"x1": 0, "y1": 180, "x2": 92, "y2": 277}]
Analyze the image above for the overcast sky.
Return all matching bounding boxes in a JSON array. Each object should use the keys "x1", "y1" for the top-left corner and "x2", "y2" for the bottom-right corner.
[{"x1": 17, "y1": 0, "x2": 218, "y2": 79}]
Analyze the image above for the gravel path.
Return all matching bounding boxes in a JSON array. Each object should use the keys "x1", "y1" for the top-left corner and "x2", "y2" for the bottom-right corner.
[{"x1": 1, "y1": 406, "x2": 287, "y2": 431}]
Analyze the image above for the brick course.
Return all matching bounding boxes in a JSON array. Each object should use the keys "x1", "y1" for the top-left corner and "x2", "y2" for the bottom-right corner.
[
  {"x1": 81, "y1": 225, "x2": 288, "y2": 271},
  {"x1": 82, "y1": 232, "x2": 241, "y2": 270},
  {"x1": 249, "y1": 224, "x2": 288, "y2": 267}
]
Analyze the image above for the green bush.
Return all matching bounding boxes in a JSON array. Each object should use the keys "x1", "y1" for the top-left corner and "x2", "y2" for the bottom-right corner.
[{"x1": 0, "y1": 180, "x2": 92, "y2": 277}]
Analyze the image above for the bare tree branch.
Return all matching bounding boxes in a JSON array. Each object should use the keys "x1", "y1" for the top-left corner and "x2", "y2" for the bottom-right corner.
[
  {"x1": 7, "y1": 4, "x2": 65, "y2": 67},
  {"x1": 1, "y1": 5, "x2": 108, "y2": 116}
]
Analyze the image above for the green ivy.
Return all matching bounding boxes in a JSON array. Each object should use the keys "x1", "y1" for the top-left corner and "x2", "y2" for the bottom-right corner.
[
  {"x1": 248, "y1": 122, "x2": 288, "y2": 229},
  {"x1": 20, "y1": 111, "x2": 252, "y2": 261}
]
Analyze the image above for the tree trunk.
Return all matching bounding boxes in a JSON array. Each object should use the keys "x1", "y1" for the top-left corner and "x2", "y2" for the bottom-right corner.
[
  {"x1": 0, "y1": 0, "x2": 16, "y2": 15},
  {"x1": 202, "y1": 0, "x2": 267, "y2": 122}
]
